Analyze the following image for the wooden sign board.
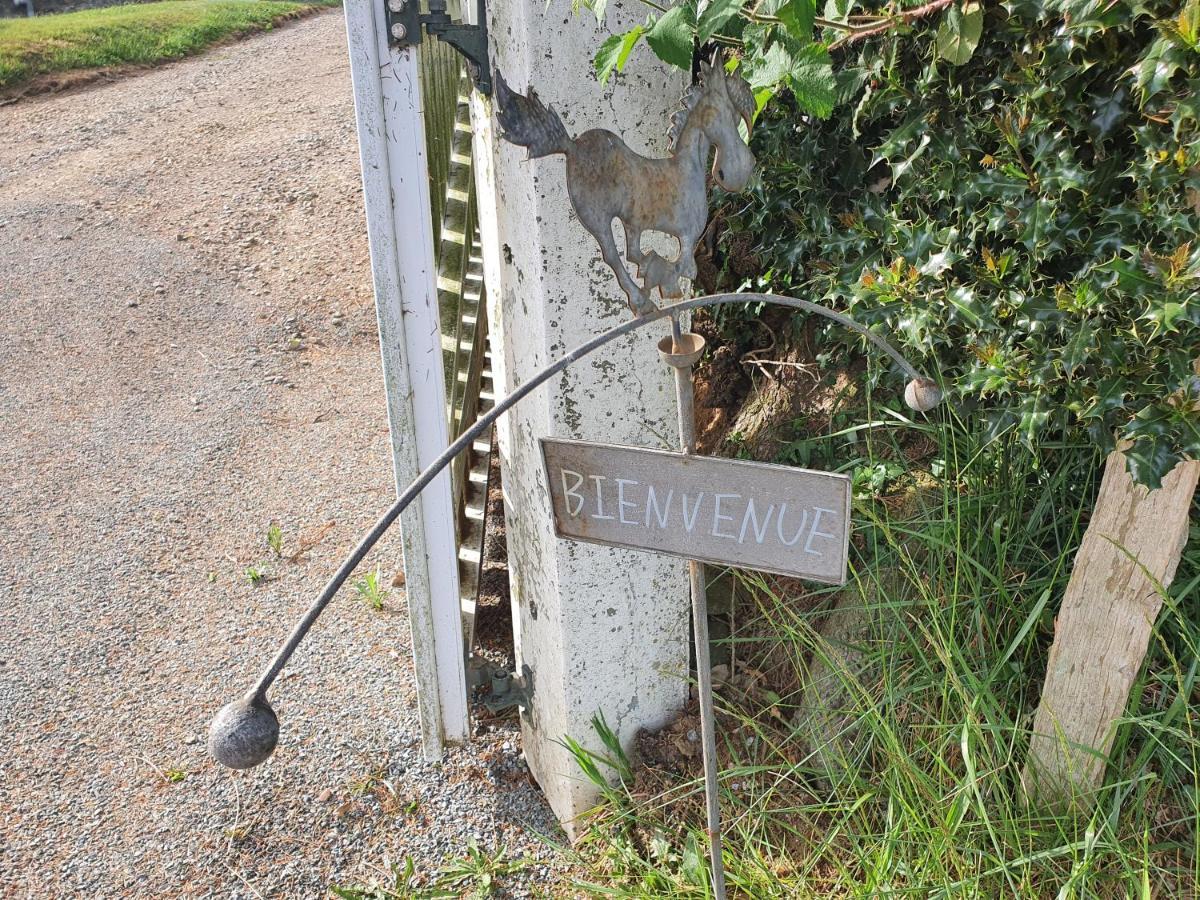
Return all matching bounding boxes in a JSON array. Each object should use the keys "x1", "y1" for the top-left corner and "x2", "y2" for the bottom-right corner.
[{"x1": 541, "y1": 439, "x2": 851, "y2": 584}]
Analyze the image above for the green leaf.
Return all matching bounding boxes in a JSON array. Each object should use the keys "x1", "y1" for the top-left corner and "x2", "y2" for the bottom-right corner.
[
  {"x1": 1180, "y1": 0, "x2": 1200, "y2": 44},
  {"x1": 617, "y1": 26, "x2": 645, "y2": 70},
  {"x1": 1132, "y1": 37, "x2": 1187, "y2": 103},
  {"x1": 646, "y1": 4, "x2": 697, "y2": 71},
  {"x1": 746, "y1": 42, "x2": 793, "y2": 90},
  {"x1": 1143, "y1": 298, "x2": 1191, "y2": 334},
  {"x1": 777, "y1": 0, "x2": 816, "y2": 40},
  {"x1": 594, "y1": 34, "x2": 624, "y2": 84},
  {"x1": 749, "y1": 42, "x2": 835, "y2": 117},
  {"x1": 697, "y1": 0, "x2": 746, "y2": 42},
  {"x1": 595, "y1": 26, "x2": 646, "y2": 84},
  {"x1": 1060, "y1": 320, "x2": 1097, "y2": 377},
  {"x1": 936, "y1": 2, "x2": 983, "y2": 66},
  {"x1": 1125, "y1": 436, "x2": 1176, "y2": 489}
]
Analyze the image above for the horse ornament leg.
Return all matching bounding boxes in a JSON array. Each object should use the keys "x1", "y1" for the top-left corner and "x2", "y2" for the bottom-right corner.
[{"x1": 494, "y1": 56, "x2": 756, "y2": 318}]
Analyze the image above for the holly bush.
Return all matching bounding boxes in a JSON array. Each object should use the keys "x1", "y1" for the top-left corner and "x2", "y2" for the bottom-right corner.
[{"x1": 591, "y1": 0, "x2": 1200, "y2": 487}]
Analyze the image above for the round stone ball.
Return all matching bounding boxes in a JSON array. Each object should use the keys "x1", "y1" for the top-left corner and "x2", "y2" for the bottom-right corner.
[
  {"x1": 904, "y1": 378, "x2": 943, "y2": 413},
  {"x1": 208, "y1": 693, "x2": 279, "y2": 769}
]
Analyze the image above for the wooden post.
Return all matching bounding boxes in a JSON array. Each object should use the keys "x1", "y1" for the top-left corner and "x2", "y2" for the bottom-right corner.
[
  {"x1": 1023, "y1": 449, "x2": 1199, "y2": 805},
  {"x1": 343, "y1": 0, "x2": 469, "y2": 760}
]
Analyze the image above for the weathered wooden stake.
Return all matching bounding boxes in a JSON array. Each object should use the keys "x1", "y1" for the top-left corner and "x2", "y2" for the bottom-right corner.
[{"x1": 1023, "y1": 449, "x2": 1199, "y2": 805}]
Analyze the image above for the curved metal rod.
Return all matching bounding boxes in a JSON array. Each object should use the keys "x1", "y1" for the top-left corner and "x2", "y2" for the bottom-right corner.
[{"x1": 249, "y1": 293, "x2": 930, "y2": 698}]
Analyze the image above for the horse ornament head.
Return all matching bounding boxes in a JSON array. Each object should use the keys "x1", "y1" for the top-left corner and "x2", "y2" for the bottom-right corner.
[
  {"x1": 690, "y1": 57, "x2": 757, "y2": 193},
  {"x1": 494, "y1": 54, "x2": 757, "y2": 318}
]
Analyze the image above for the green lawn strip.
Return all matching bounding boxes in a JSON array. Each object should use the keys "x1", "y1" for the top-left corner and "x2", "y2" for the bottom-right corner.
[{"x1": 0, "y1": 0, "x2": 337, "y2": 90}]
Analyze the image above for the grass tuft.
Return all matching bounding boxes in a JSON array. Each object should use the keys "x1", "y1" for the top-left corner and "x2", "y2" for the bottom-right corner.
[{"x1": 0, "y1": 0, "x2": 337, "y2": 91}]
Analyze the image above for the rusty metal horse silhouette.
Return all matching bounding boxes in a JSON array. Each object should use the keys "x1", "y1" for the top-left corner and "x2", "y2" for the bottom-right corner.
[{"x1": 494, "y1": 57, "x2": 756, "y2": 317}]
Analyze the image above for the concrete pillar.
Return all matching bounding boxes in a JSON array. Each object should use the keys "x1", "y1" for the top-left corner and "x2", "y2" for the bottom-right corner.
[{"x1": 471, "y1": 4, "x2": 691, "y2": 832}]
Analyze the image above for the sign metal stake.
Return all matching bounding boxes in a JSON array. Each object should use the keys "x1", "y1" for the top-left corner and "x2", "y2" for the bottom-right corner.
[{"x1": 660, "y1": 312, "x2": 727, "y2": 899}]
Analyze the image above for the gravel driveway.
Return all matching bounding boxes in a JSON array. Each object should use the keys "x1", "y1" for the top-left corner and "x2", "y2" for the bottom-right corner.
[{"x1": 0, "y1": 12, "x2": 559, "y2": 897}]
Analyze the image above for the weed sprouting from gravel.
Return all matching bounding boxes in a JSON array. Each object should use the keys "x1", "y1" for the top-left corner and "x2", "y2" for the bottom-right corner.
[
  {"x1": 354, "y1": 569, "x2": 387, "y2": 611},
  {"x1": 331, "y1": 843, "x2": 531, "y2": 899},
  {"x1": 266, "y1": 522, "x2": 283, "y2": 557}
]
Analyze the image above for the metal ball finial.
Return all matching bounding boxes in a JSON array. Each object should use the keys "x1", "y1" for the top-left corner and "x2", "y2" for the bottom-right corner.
[
  {"x1": 208, "y1": 692, "x2": 279, "y2": 769},
  {"x1": 904, "y1": 378, "x2": 942, "y2": 413}
]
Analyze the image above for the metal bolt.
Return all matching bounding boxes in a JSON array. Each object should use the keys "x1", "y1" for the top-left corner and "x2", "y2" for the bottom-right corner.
[
  {"x1": 387, "y1": 0, "x2": 405, "y2": 9},
  {"x1": 390, "y1": 22, "x2": 407, "y2": 40}
]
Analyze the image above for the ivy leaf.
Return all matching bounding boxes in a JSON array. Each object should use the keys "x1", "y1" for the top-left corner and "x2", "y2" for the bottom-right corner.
[
  {"x1": 646, "y1": 4, "x2": 697, "y2": 71},
  {"x1": 595, "y1": 26, "x2": 646, "y2": 84},
  {"x1": 777, "y1": 0, "x2": 816, "y2": 40},
  {"x1": 697, "y1": 0, "x2": 747, "y2": 42},
  {"x1": 936, "y1": 2, "x2": 984, "y2": 66}
]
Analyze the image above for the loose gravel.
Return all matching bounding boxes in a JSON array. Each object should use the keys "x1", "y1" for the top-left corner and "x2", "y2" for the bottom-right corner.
[{"x1": 0, "y1": 12, "x2": 564, "y2": 897}]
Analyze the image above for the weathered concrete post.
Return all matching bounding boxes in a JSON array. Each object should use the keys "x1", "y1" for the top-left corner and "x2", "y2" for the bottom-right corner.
[{"x1": 470, "y1": 5, "x2": 691, "y2": 831}]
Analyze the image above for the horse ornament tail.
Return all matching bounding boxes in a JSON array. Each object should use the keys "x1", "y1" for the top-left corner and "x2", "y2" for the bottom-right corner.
[{"x1": 493, "y1": 56, "x2": 757, "y2": 319}]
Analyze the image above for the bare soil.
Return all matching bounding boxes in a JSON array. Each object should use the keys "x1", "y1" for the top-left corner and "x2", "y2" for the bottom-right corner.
[{"x1": 0, "y1": 12, "x2": 556, "y2": 897}]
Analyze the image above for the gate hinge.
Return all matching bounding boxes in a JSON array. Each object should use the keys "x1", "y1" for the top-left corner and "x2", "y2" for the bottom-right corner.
[
  {"x1": 386, "y1": 0, "x2": 492, "y2": 96},
  {"x1": 468, "y1": 655, "x2": 532, "y2": 714}
]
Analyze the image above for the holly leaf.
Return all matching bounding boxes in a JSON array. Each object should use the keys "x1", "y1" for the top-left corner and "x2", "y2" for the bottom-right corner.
[
  {"x1": 1133, "y1": 37, "x2": 1187, "y2": 103},
  {"x1": 697, "y1": 0, "x2": 747, "y2": 42},
  {"x1": 1143, "y1": 297, "x2": 1193, "y2": 334},
  {"x1": 1125, "y1": 435, "x2": 1176, "y2": 489},
  {"x1": 1060, "y1": 319, "x2": 1096, "y2": 378},
  {"x1": 595, "y1": 26, "x2": 646, "y2": 84},
  {"x1": 646, "y1": 4, "x2": 697, "y2": 71},
  {"x1": 777, "y1": 0, "x2": 816, "y2": 40},
  {"x1": 1179, "y1": 0, "x2": 1200, "y2": 45},
  {"x1": 936, "y1": 2, "x2": 984, "y2": 66}
]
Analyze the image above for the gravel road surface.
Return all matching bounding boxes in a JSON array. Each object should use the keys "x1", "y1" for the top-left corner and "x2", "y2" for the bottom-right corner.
[{"x1": 0, "y1": 12, "x2": 561, "y2": 897}]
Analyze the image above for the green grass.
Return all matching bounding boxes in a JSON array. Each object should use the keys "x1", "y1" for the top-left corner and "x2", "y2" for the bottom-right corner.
[
  {"x1": 557, "y1": 388, "x2": 1200, "y2": 897},
  {"x1": 0, "y1": 0, "x2": 334, "y2": 91}
]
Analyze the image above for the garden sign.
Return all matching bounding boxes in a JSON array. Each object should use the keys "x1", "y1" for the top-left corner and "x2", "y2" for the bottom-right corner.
[{"x1": 543, "y1": 438, "x2": 850, "y2": 584}]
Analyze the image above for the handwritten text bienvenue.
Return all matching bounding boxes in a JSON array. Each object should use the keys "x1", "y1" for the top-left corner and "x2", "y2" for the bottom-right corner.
[
  {"x1": 558, "y1": 469, "x2": 838, "y2": 557},
  {"x1": 541, "y1": 439, "x2": 851, "y2": 584}
]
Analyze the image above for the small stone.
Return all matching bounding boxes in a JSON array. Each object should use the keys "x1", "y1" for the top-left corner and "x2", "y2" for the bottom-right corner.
[{"x1": 317, "y1": 788, "x2": 333, "y2": 803}]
